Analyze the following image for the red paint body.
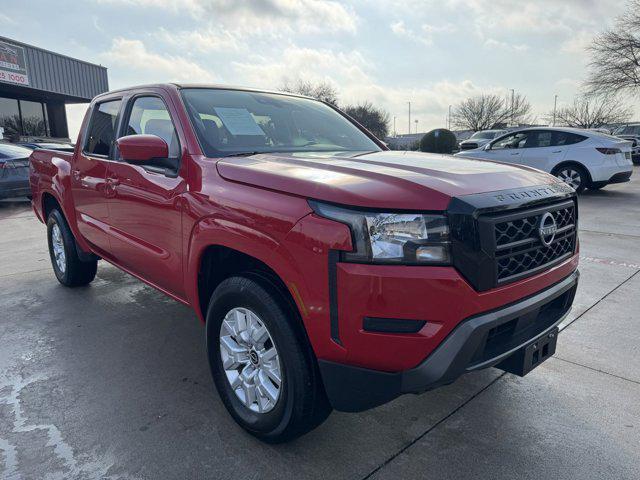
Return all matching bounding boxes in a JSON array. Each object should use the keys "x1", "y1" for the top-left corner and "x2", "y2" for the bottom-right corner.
[{"x1": 29, "y1": 84, "x2": 579, "y2": 374}]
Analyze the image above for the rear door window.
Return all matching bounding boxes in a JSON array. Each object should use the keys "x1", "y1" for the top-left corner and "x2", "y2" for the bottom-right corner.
[
  {"x1": 552, "y1": 132, "x2": 586, "y2": 146},
  {"x1": 523, "y1": 131, "x2": 552, "y2": 148},
  {"x1": 84, "y1": 100, "x2": 122, "y2": 157}
]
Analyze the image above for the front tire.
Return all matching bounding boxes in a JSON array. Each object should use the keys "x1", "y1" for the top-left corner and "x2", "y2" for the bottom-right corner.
[
  {"x1": 206, "y1": 275, "x2": 331, "y2": 443},
  {"x1": 552, "y1": 164, "x2": 589, "y2": 193},
  {"x1": 47, "y1": 209, "x2": 97, "y2": 287}
]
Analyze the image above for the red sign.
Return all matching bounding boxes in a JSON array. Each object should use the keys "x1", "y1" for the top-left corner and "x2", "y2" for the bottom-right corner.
[{"x1": 0, "y1": 40, "x2": 29, "y2": 86}]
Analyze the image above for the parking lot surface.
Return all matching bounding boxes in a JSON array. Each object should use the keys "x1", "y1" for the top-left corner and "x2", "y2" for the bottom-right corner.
[{"x1": 1, "y1": 172, "x2": 640, "y2": 480}]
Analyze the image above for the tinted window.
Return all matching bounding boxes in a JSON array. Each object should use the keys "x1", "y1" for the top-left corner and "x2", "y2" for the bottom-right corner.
[
  {"x1": 123, "y1": 96, "x2": 179, "y2": 157},
  {"x1": 20, "y1": 100, "x2": 48, "y2": 136},
  {"x1": 181, "y1": 88, "x2": 380, "y2": 157},
  {"x1": 0, "y1": 97, "x2": 20, "y2": 138},
  {"x1": 553, "y1": 132, "x2": 586, "y2": 146},
  {"x1": 491, "y1": 132, "x2": 528, "y2": 150},
  {"x1": 524, "y1": 131, "x2": 553, "y2": 148},
  {"x1": 85, "y1": 100, "x2": 121, "y2": 156}
]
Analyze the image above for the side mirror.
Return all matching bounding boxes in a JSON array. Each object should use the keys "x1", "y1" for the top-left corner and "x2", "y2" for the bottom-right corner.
[
  {"x1": 116, "y1": 134, "x2": 168, "y2": 163},
  {"x1": 483, "y1": 143, "x2": 491, "y2": 151}
]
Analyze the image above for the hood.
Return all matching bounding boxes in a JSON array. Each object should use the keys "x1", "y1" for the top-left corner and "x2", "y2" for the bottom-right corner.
[
  {"x1": 460, "y1": 138, "x2": 490, "y2": 146},
  {"x1": 216, "y1": 150, "x2": 559, "y2": 210}
]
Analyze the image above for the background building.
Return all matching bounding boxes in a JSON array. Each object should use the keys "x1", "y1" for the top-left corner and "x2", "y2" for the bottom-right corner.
[{"x1": 0, "y1": 36, "x2": 108, "y2": 143}]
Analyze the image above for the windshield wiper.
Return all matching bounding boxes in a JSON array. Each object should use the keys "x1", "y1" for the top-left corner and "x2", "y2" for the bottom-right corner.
[{"x1": 223, "y1": 151, "x2": 263, "y2": 157}]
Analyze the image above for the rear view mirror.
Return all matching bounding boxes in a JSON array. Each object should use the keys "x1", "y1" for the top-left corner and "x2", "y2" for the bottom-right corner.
[
  {"x1": 484, "y1": 143, "x2": 491, "y2": 151},
  {"x1": 116, "y1": 134, "x2": 169, "y2": 163}
]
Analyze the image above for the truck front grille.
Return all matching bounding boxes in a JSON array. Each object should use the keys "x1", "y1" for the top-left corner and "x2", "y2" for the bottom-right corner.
[
  {"x1": 490, "y1": 201, "x2": 577, "y2": 285},
  {"x1": 448, "y1": 184, "x2": 577, "y2": 292}
]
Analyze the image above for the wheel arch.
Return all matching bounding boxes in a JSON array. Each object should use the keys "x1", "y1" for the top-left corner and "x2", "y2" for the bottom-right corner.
[
  {"x1": 551, "y1": 160, "x2": 593, "y2": 185},
  {"x1": 196, "y1": 245, "x2": 301, "y2": 327},
  {"x1": 41, "y1": 191, "x2": 62, "y2": 221}
]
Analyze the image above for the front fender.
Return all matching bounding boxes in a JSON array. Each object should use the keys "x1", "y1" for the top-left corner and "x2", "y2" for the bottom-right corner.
[
  {"x1": 185, "y1": 214, "x2": 299, "y2": 320},
  {"x1": 184, "y1": 212, "x2": 353, "y2": 363}
]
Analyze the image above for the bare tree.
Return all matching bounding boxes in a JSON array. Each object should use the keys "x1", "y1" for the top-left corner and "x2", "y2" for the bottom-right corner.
[
  {"x1": 585, "y1": 0, "x2": 640, "y2": 97},
  {"x1": 279, "y1": 79, "x2": 339, "y2": 105},
  {"x1": 451, "y1": 93, "x2": 533, "y2": 131},
  {"x1": 546, "y1": 94, "x2": 633, "y2": 128},
  {"x1": 343, "y1": 102, "x2": 390, "y2": 139}
]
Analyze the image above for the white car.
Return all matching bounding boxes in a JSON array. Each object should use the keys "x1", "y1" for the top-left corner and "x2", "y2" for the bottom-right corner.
[
  {"x1": 455, "y1": 127, "x2": 633, "y2": 192},
  {"x1": 458, "y1": 129, "x2": 507, "y2": 150}
]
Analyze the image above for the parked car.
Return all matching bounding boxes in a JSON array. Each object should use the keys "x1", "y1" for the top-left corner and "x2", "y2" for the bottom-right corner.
[
  {"x1": 30, "y1": 84, "x2": 579, "y2": 442},
  {"x1": 458, "y1": 129, "x2": 507, "y2": 150},
  {"x1": 612, "y1": 123, "x2": 640, "y2": 164},
  {"x1": 19, "y1": 141, "x2": 75, "y2": 152},
  {"x1": 588, "y1": 127, "x2": 612, "y2": 135},
  {"x1": 456, "y1": 127, "x2": 633, "y2": 192},
  {"x1": 0, "y1": 142, "x2": 33, "y2": 199}
]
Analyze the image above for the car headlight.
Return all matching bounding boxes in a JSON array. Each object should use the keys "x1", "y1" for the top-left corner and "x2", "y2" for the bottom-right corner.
[{"x1": 309, "y1": 201, "x2": 451, "y2": 264}]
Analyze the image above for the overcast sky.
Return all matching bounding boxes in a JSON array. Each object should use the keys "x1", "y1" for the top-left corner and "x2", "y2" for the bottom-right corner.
[{"x1": 1, "y1": 0, "x2": 637, "y2": 140}]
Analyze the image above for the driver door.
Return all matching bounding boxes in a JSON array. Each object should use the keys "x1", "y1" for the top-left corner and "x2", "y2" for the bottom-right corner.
[
  {"x1": 104, "y1": 93, "x2": 188, "y2": 299},
  {"x1": 484, "y1": 131, "x2": 529, "y2": 166}
]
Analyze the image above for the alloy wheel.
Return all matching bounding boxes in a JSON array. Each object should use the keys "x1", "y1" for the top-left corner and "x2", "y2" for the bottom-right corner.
[
  {"x1": 51, "y1": 224, "x2": 66, "y2": 273},
  {"x1": 219, "y1": 307, "x2": 282, "y2": 413},
  {"x1": 556, "y1": 168, "x2": 582, "y2": 190}
]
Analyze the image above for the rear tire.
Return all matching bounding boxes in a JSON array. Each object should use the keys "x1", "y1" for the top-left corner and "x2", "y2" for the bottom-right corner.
[
  {"x1": 552, "y1": 164, "x2": 589, "y2": 193},
  {"x1": 47, "y1": 209, "x2": 97, "y2": 287},
  {"x1": 206, "y1": 275, "x2": 331, "y2": 443}
]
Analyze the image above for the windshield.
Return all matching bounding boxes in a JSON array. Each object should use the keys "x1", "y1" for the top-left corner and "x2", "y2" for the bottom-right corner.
[
  {"x1": 180, "y1": 88, "x2": 381, "y2": 157},
  {"x1": 614, "y1": 125, "x2": 640, "y2": 135},
  {"x1": 471, "y1": 130, "x2": 501, "y2": 140}
]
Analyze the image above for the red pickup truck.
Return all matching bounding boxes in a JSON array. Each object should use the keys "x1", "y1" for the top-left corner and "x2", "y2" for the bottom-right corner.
[{"x1": 30, "y1": 84, "x2": 579, "y2": 442}]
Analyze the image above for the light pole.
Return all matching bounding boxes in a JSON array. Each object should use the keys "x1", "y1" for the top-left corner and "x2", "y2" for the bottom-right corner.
[
  {"x1": 415, "y1": 119, "x2": 419, "y2": 134},
  {"x1": 407, "y1": 101, "x2": 411, "y2": 135},
  {"x1": 393, "y1": 116, "x2": 396, "y2": 137},
  {"x1": 552, "y1": 95, "x2": 558, "y2": 126},
  {"x1": 510, "y1": 88, "x2": 515, "y2": 127},
  {"x1": 448, "y1": 104, "x2": 452, "y2": 130}
]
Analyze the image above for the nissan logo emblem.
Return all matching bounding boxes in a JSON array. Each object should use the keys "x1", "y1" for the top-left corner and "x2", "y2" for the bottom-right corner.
[{"x1": 538, "y1": 212, "x2": 558, "y2": 247}]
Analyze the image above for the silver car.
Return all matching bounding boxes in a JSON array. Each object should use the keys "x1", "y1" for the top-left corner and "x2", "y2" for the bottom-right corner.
[
  {"x1": 0, "y1": 143, "x2": 32, "y2": 199},
  {"x1": 458, "y1": 129, "x2": 507, "y2": 150}
]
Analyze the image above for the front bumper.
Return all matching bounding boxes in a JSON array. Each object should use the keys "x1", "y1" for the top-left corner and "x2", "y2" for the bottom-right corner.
[{"x1": 319, "y1": 270, "x2": 579, "y2": 412}]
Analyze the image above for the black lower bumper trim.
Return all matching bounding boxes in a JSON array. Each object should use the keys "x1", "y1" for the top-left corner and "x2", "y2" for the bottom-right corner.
[
  {"x1": 608, "y1": 170, "x2": 633, "y2": 184},
  {"x1": 318, "y1": 270, "x2": 579, "y2": 412}
]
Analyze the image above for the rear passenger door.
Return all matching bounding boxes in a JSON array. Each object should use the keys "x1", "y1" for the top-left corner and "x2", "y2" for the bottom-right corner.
[
  {"x1": 104, "y1": 93, "x2": 188, "y2": 299},
  {"x1": 71, "y1": 99, "x2": 121, "y2": 254}
]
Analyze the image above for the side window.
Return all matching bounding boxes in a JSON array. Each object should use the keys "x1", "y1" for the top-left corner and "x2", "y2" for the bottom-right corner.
[
  {"x1": 491, "y1": 132, "x2": 528, "y2": 150},
  {"x1": 553, "y1": 132, "x2": 586, "y2": 146},
  {"x1": 85, "y1": 100, "x2": 122, "y2": 156},
  {"x1": 123, "y1": 96, "x2": 180, "y2": 158},
  {"x1": 524, "y1": 131, "x2": 552, "y2": 148}
]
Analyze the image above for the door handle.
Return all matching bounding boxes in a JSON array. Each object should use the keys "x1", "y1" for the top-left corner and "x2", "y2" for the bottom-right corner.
[
  {"x1": 511, "y1": 152, "x2": 520, "y2": 155},
  {"x1": 71, "y1": 169, "x2": 81, "y2": 181},
  {"x1": 104, "y1": 176, "x2": 120, "y2": 197},
  {"x1": 552, "y1": 150, "x2": 562, "y2": 153}
]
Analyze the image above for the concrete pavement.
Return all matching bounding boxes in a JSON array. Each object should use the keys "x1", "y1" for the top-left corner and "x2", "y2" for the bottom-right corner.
[{"x1": 1, "y1": 171, "x2": 639, "y2": 479}]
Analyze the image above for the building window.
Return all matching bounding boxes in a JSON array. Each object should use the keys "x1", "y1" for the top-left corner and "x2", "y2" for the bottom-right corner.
[
  {"x1": 20, "y1": 100, "x2": 49, "y2": 136},
  {"x1": 0, "y1": 96, "x2": 50, "y2": 139},
  {"x1": 0, "y1": 97, "x2": 21, "y2": 138}
]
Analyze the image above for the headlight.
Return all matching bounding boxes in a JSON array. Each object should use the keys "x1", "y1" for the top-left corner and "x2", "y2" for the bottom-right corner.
[{"x1": 309, "y1": 201, "x2": 451, "y2": 264}]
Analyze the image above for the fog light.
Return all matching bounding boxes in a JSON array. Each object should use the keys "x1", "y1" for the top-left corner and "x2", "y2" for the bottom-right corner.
[{"x1": 416, "y1": 245, "x2": 449, "y2": 263}]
